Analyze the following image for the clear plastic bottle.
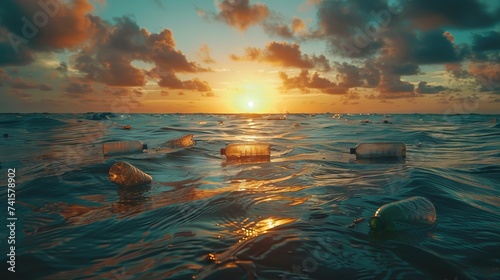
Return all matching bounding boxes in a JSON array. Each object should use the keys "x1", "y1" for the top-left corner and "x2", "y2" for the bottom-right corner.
[
  {"x1": 108, "y1": 161, "x2": 153, "y2": 187},
  {"x1": 102, "y1": 140, "x2": 147, "y2": 156},
  {"x1": 350, "y1": 142, "x2": 406, "y2": 158},
  {"x1": 221, "y1": 143, "x2": 270, "y2": 162},
  {"x1": 163, "y1": 134, "x2": 196, "y2": 149},
  {"x1": 369, "y1": 196, "x2": 436, "y2": 231}
]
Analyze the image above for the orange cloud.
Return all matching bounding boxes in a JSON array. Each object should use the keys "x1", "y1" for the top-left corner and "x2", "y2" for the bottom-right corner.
[
  {"x1": 467, "y1": 61, "x2": 500, "y2": 93},
  {"x1": 231, "y1": 42, "x2": 331, "y2": 71},
  {"x1": 279, "y1": 70, "x2": 347, "y2": 95},
  {"x1": 215, "y1": 0, "x2": 270, "y2": 31}
]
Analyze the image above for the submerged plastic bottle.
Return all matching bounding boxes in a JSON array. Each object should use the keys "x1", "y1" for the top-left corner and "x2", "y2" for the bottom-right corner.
[
  {"x1": 102, "y1": 140, "x2": 147, "y2": 156},
  {"x1": 350, "y1": 142, "x2": 406, "y2": 158},
  {"x1": 369, "y1": 196, "x2": 436, "y2": 231},
  {"x1": 108, "y1": 161, "x2": 153, "y2": 187},
  {"x1": 221, "y1": 143, "x2": 270, "y2": 162}
]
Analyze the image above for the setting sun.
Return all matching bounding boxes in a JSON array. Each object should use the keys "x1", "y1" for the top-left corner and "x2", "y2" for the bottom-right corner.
[{"x1": 247, "y1": 101, "x2": 254, "y2": 108}]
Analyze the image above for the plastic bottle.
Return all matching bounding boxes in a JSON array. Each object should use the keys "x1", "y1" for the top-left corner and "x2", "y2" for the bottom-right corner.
[
  {"x1": 221, "y1": 143, "x2": 270, "y2": 162},
  {"x1": 102, "y1": 140, "x2": 147, "y2": 156},
  {"x1": 108, "y1": 161, "x2": 153, "y2": 187},
  {"x1": 369, "y1": 196, "x2": 436, "y2": 231},
  {"x1": 163, "y1": 134, "x2": 196, "y2": 149},
  {"x1": 350, "y1": 142, "x2": 406, "y2": 158}
]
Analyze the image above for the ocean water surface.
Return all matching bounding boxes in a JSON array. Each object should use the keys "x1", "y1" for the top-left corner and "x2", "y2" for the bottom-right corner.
[{"x1": 0, "y1": 113, "x2": 499, "y2": 280}]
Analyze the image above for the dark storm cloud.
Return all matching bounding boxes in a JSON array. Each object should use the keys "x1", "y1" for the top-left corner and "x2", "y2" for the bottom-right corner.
[
  {"x1": 231, "y1": 42, "x2": 331, "y2": 71},
  {"x1": 409, "y1": 30, "x2": 462, "y2": 64},
  {"x1": 472, "y1": 31, "x2": 500, "y2": 52},
  {"x1": 0, "y1": 43, "x2": 35, "y2": 66},
  {"x1": 402, "y1": 0, "x2": 500, "y2": 29},
  {"x1": 279, "y1": 70, "x2": 347, "y2": 95}
]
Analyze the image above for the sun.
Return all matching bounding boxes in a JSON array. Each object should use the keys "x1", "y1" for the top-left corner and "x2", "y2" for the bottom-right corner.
[{"x1": 228, "y1": 82, "x2": 277, "y2": 113}]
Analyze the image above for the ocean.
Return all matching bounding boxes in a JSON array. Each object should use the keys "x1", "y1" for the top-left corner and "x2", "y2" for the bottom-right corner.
[{"x1": 0, "y1": 113, "x2": 499, "y2": 280}]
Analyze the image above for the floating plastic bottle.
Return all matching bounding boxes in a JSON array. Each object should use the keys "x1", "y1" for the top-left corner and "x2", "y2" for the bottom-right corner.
[
  {"x1": 102, "y1": 140, "x2": 147, "y2": 156},
  {"x1": 163, "y1": 134, "x2": 196, "y2": 149},
  {"x1": 369, "y1": 196, "x2": 436, "y2": 231},
  {"x1": 221, "y1": 143, "x2": 270, "y2": 162},
  {"x1": 350, "y1": 142, "x2": 406, "y2": 158},
  {"x1": 108, "y1": 161, "x2": 153, "y2": 187}
]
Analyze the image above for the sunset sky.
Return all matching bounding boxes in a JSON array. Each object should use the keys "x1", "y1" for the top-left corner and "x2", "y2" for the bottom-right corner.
[{"x1": 0, "y1": 0, "x2": 499, "y2": 113}]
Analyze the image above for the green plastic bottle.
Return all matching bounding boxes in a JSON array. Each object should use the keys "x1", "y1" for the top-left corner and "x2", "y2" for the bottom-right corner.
[{"x1": 369, "y1": 196, "x2": 436, "y2": 231}]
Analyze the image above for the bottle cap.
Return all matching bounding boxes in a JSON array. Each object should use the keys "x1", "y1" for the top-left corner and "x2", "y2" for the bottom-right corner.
[
  {"x1": 349, "y1": 148, "x2": 356, "y2": 154},
  {"x1": 220, "y1": 148, "x2": 226, "y2": 155},
  {"x1": 369, "y1": 216, "x2": 384, "y2": 230}
]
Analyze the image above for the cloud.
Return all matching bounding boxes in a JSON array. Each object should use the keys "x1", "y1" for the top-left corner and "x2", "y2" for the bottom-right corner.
[
  {"x1": 472, "y1": 31, "x2": 500, "y2": 53},
  {"x1": 408, "y1": 30, "x2": 462, "y2": 64},
  {"x1": 73, "y1": 15, "x2": 208, "y2": 87},
  {"x1": 403, "y1": 0, "x2": 500, "y2": 29},
  {"x1": 379, "y1": 29, "x2": 462, "y2": 65},
  {"x1": 443, "y1": 31, "x2": 455, "y2": 43},
  {"x1": 65, "y1": 82, "x2": 93, "y2": 94},
  {"x1": 415, "y1": 81, "x2": 447, "y2": 94},
  {"x1": 335, "y1": 61, "x2": 380, "y2": 88},
  {"x1": 213, "y1": 0, "x2": 270, "y2": 31},
  {"x1": 196, "y1": 44, "x2": 216, "y2": 64},
  {"x1": 202, "y1": 91, "x2": 215, "y2": 97},
  {"x1": 1, "y1": 74, "x2": 53, "y2": 91},
  {"x1": 0, "y1": 0, "x2": 94, "y2": 56},
  {"x1": 467, "y1": 61, "x2": 500, "y2": 93},
  {"x1": 279, "y1": 70, "x2": 347, "y2": 94},
  {"x1": 313, "y1": 0, "x2": 473, "y2": 64},
  {"x1": 314, "y1": 0, "x2": 389, "y2": 58},
  {"x1": 263, "y1": 17, "x2": 307, "y2": 39},
  {"x1": 231, "y1": 41, "x2": 331, "y2": 71},
  {"x1": 378, "y1": 75, "x2": 415, "y2": 96},
  {"x1": 445, "y1": 63, "x2": 469, "y2": 79},
  {"x1": 158, "y1": 73, "x2": 213, "y2": 92},
  {"x1": 0, "y1": 43, "x2": 35, "y2": 66},
  {"x1": 55, "y1": 62, "x2": 68, "y2": 73}
]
